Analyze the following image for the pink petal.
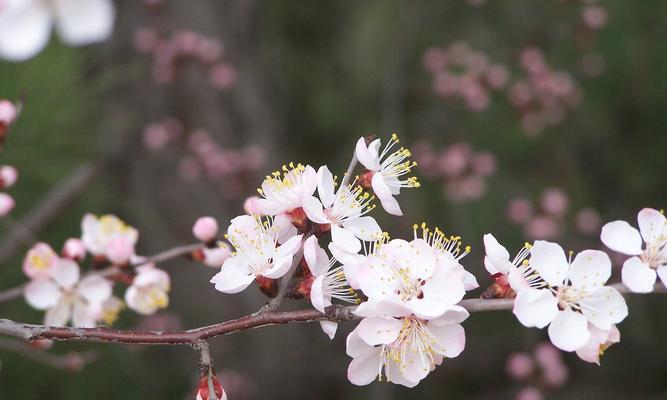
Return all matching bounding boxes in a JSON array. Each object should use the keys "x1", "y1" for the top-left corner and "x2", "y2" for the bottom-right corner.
[{"x1": 600, "y1": 220, "x2": 643, "y2": 256}]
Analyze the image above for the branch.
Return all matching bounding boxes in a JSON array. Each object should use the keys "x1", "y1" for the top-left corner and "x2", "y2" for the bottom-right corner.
[
  {"x1": 0, "y1": 337, "x2": 97, "y2": 370},
  {"x1": 261, "y1": 236, "x2": 307, "y2": 313},
  {"x1": 340, "y1": 147, "x2": 359, "y2": 188},
  {"x1": 0, "y1": 163, "x2": 98, "y2": 264},
  {"x1": 0, "y1": 242, "x2": 204, "y2": 304}
]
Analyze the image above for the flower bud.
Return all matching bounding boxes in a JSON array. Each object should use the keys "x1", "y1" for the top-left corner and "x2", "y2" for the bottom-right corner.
[
  {"x1": 23, "y1": 242, "x2": 58, "y2": 279},
  {"x1": 193, "y1": 216, "x2": 219, "y2": 243},
  {"x1": 0, "y1": 165, "x2": 18, "y2": 188},
  {"x1": 201, "y1": 244, "x2": 232, "y2": 268},
  {"x1": 105, "y1": 237, "x2": 134, "y2": 265},
  {"x1": 0, "y1": 193, "x2": 15, "y2": 216},
  {"x1": 242, "y1": 196, "x2": 261, "y2": 215},
  {"x1": 195, "y1": 375, "x2": 227, "y2": 400},
  {"x1": 61, "y1": 238, "x2": 86, "y2": 262},
  {"x1": 0, "y1": 100, "x2": 17, "y2": 138}
]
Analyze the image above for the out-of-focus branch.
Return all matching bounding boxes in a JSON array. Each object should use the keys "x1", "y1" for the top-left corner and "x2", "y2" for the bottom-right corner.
[
  {"x1": 340, "y1": 148, "x2": 359, "y2": 188},
  {"x1": 0, "y1": 163, "x2": 98, "y2": 264},
  {"x1": 0, "y1": 242, "x2": 204, "y2": 304},
  {"x1": 0, "y1": 337, "x2": 97, "y2": 370}
]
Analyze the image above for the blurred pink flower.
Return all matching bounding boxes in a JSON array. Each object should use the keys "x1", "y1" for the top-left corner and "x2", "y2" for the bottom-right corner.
[
  {"x1": 506, "y1": 352, "x2": 535, "y2": 380},
  {"x1": 540, "y1": 188, "x2": 569, "y2": 217},
  {"x1": 0, "y1": 192, "x2": 14, "y2": 216},
  {"x1": 507, "y1": 198, "x2": 533, "y2": 224}
]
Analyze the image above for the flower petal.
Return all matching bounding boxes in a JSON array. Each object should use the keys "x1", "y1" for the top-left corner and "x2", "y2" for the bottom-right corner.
[
  {"x1": 429, "y1": 323, "x2": 466, "y2": 358},
  {"x1": 483, "y1": 233, "x2": 511, "y2": 275},
  {"x1": 24, "y1": 279, "x2": 62, "y2": 310},
  {"x1": 513, "y1": 288, "x2": 559, "y2": 328},
  {"x1": 275, "y1": 234, "x2": 303, "y2": 259},
  {"x1": 371, "y1": 173, "x2": 402, "y2": 216},
  {"x1": 341, "y1": 216, "x2": 382, "y2": 242},
  {"x1": 579, "y1": 286, "x2": 628, "y2": 330},
  {"x1": 319, "y1": 320, "x2": 338, "y2": 340},
  {"x1": 600, "y1": 220, "x2": 643, "y2": 256},
  {"x1": 621, "y1": 256, "x2": 656, "y2": 293},
  {"x1": 0, "y1": 1, "x2": 52, "y2": 61},
  {"x1": 547, "y1": 309, "x2": 591, "y2": 352},
  {"x1": 346, "y1": 329, "x2": 374, "y2": 358},
  {"x1": 331, "y1": 224, "x2": 361, "y2": 253},
  {"x1": 262, "y1": 255, "x2": 293, "y2": 279},
  {"x1": 44, "y1": 300, "x2": 71, "y2": 327},
  {"x1": 347, "y1": 346, "x2": 382, "y2": 386},
  {"x1": 310, "y1": 274, "x2": 330, "y2": 313},
  {"x1": 77, "y1": 275, "x2": 112, "y2": 304},
  {"x1": 568, "y1": 249, "x2": 611, "y2": 290},
  {"x1": 71, "y1": 301, "x2": 99, "y2": 328},
  {"x1": 51, "y1": 259, "x2": 80, "y2": 290},
  {"x1": 637, "y1": 208, "x2": 667, "y2": 245},
  {"x1": 52, "y1": 0, "x2": 115, "y2": 46},
  {"x1": 316, "y1": 166, "x2": 336, "y2": 208},
  {"x1": 210, "y1": 258, "x2": 255, "y2": 293},
  {"x1": 529, "y1": 240, "x2": 569, "y2": 287},
  {"x1": 356, "y1": 316, "x2": 402, "y2": 346},
  {"x1": 355, "y1": 137, "x2": 381, "y2": 171},
  {"x1": 302, "y1": 196, "x2": 329, "y2": 224},
  {"x1": 304, "y1": 236, "x2": 329, "y2": 277},
  {"x1": 657, "y1": 266, "x2": 667, "y2": 289}
]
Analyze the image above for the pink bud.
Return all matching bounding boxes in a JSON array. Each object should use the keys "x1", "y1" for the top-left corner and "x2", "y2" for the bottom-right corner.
[
  {"x1": 517, "y1": 387, "x2": 543, "y2": 400},
  {"x1": 196, "y1": 375, "x2": 227, "y2": 400},
  {"x1": 0, "y1": 165, "x2": 17, "y2": 188},
  {"x1": 23, "y1": 242, "x2": 58, "y2": 279},
  {"x1": 203, "y1": 245, "x2": 232, "y2": 268},
  {"x1": 422, "y1": 47, "x2": 447, "y2": 72},
  {"x1": 193, "y1": 216, "x2": 219, "y2": 242},
  {"x1": 62, "y1": 238, "x2": 86, "y2": 262},
  {"x1": 105, "y1": 237, "x2": 134, "y2": 265},
  {"x1": 243, "y1": 196, "x2": 261, "y2": 215},
  {"x1": 0, "y1": 192, "x2": 15, "y2": 216},
  {"x1": 507, "y1": 198, "x2": 533, "y2": 224},
  {"x1": 534, "y1": 342, "x2": 568, "y2": 388},
  {"x1": 0, "y1": 100, "x2": 17, "y2": 126},
  {"x1": 143, "y1": 123, "x2": 171, "y2": 151},
  {"x1": 582, "y1": 5, "x2": 608, "y2": 30},
  {"x1": 540, "y1": 188, "x2": 569, "y2": 217},
  {"x1": 471, "y1": 152, "x2": 496, "y2": 176},
  {"x1": 209, "y1": 63, "x2": 236, "y2": 90},
  {"x1": 575, "y1": 207, "x2": 601, "y2": 235},
  {"x1": 506, "y1": 352, "x2": 534, "y2": 380},
  {"x1": 525, "y1": 215, "x2": 560, "y2": 240}
]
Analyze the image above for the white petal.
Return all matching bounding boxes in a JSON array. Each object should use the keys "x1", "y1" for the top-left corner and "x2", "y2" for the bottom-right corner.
[
  {"x1": 303, "y1": 236, "x2": 329, "y2": 276},
  {"x1": 547, "y1": 309, "x2": 591, "y2": 352},
  {"x1": 302, "y1": 196, "x2": 329, "y2": 224},
  {"x1": 262, "y1": 255, "x2": 294, "y2": 279},
  {"x1": 24, "y1": 279, "x2": 62, "y2": 310},
  {"x1": 384, "y1": 360, "x2": 419, "y2": 388},
  {"x1": 356, "y1": 316, "x2": 402, "y2": 346},
  {"x1": 44, "y1": 300, "x2": 71, "y2": 327},
  {"x1": 77, "y1": 275, "x2": 112, "y2": 304},
  {"x1": 331, "y1": 224, "x2": 361, "y2": 253},
  {"x1": 637, "y1": 208, "x2": 666, "y2": 245},
  {"x1": 319, "y1": 320, "x2": 338, "y2": 340},
  {"x1": 0, "y1": 1, "x2": 52, "y2": 61},
  {"x1": 299, "y1": 165, "x2": 318, "y2": 199},
  {"x1": 529, "y1": 240, "x2": 569, "y2": 287},
  {"x1": 513, "y1": 288, "x2": 559, "y2": 328},
  {"x1": 371, "y1": 173, "x2": 402, "y2": 216},
  {"x1": 401, "y1": 347, "x2": 432, "y2": 383},
  {"x1": 483, "y1": 233, "x2": 511, "y2": 275},
  {"x1": 429, "y1": 323, "x2": 466, "y2": 358},
  {"x1": 421, "y1": 268, "x2": 466, "y2": 306},
  {"x1": 657, "y1": 266, "x2": 667, "y2": 289},
  {"x1": 71, "y1": 301, "x2": 99, "y2": 328},
  {"x1": 621, "y1": 257, "x2": 656, "y2": 293},
  {"x1": 347, "y1": 346, "x2": 382, "y2": 386},
  {"x1": 579, "y1": 286, "x2": 628, "y2": 330},
  {"x1": 346, "y1": 329, "x2": 374, "y2": 357},
  {"x1": 52, "y1": 0, "x2": 114, "y2": 46},
  {"x1": 210, "y1": 258, "x2": 255, "y2": 293},
  {"x1": 568, "y1": 250, "x2": 611, "y2": 290},
  {"x1": 600, "y1": 220, "x2": 643, "y2": 256},
  {"x1": 275, "y1": 234, "x2": 303, "y2": 258},
  {"x1": 134, "y1": 266, "x2": 170, "y2": 290},
  {"x1": 51, "y1": 259, "x2": 80, "y2": 290},
  {"x1": 310, "y1": 274, "x2": 331, "y2": 313},
  {"x1": 342, "y1": 216, "x2": 382, "y2": 242},
  {"x1": 430, "y1": 306, "x2": 470, "y2": 325},
  {"x1": 272, "y1": 213, "x2": 298, "y2": 244},
  {"x1": 354, "y1": 300, "x2": 412, "y2": 319},
  {"x1": 355, "y1": 137, "x2": 381, "y2": 171},
  {"x1": 316, "y1": 166, "x2": 336, "y2": 208}
]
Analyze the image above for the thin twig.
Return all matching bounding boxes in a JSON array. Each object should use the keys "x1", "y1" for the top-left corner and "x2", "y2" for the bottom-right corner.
[
  {"x1": 0, "y1": 337, "x2": 97, "y2": 370},
  {"x1": 261, "y1": 236, "x2": 307, "y2": 313},
  {"x1": 340, "y1": 147, "x2": 359, "y2": 188}
]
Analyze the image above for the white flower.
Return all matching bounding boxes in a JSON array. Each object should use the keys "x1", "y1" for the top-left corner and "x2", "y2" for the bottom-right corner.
[
  {"x1": 483, "y1": 233, "x2": 539, "y2": 291},
  {"x1": 210, "y1": 215, "x2": 303, "y2": 293},
  {"x1": 22, "y1": 242, "x2": 59, "y2": 279},
  {"x1": 81, "y1": 213, "x2": 139, "y2": 259},
  {"x1": 512, "y1": 241, "x2": 628, "y2": 352},
  {"x1": 0, "y1": 0, "x2": 115, "y2": 61},
  {"x1": 100, "y1": 296, "x2": 124, "y2": 326},
  {"x1": 600, "y1": 207, "x2": 666, "y2": 293},
  {"x1": 125, "y1": 263, "x2": 170, "y2": 315},
  {"x1": 354, "y1": 227, "x2": 470, "y2": 320},
  {"x1": 355, "y1": 134, "x2": 420, "y2": 216},
  {"x1": 255, "y1": 163, "x2": 317, "y2": 216},
  {"x1": 24, "y1": 258, "x2": 112, "y2": 327},
  {"x1": 346, "y1": 306, "x2": 468, "y2": 387},
  {"x1": 303, "y1": 236, "x2": 358, "y2": 339},
  {"x1": 303, "y1": 166, "x2": 382, "y2": 253},
  {"x1": 575, "y1": 324, "x2": 620, "y2": 365}
]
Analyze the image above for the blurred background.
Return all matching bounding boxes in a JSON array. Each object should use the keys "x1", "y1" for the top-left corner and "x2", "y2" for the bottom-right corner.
[{"x1": 0, "y1": 0, "x2": 666, "y2": 398}]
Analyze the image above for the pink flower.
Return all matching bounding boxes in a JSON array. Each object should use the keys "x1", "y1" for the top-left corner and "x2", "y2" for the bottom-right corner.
[
  {"x1": 125, "y1": 263, "x2": 170, "y2": 315},
  {"x1": 0, "y1": 165, "x2": 17, "y2": 188},
  {"x1": 81, "y1": 213, "x2": 138, "y2": 257},
  {"x1": 23, "y1": 243, "x2": 59, "y2": 279},
  {"x1": 0, "y1": 192, "x2": 14, "y2": 216},
  {"x1": 193, "y1": 216, "x2": 219, "y2": 242},
  {"x1": 61, "y1": 238, "x2": 86, "y2": 262},
  {"x1": 506, "y1": 352, "x2": 534, "y2": 380},
  {"x1": 0, "y1": 99, "x2": 17, "y2": 126},
  {"x1": 202, "y1": 244, "x2": 233, "y2": 268}
]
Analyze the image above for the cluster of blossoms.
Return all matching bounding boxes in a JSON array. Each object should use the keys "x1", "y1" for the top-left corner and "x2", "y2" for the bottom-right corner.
[
  {"x1": 483, "y1": 234, "x2": 627, "y2": 361},
  {"x1": 423, "y1": 42, "x2": 509, "y2": 112},
  {"x1": 413, "y1": 141, "x2": 496, "y2": 203},
  {"x1": 0, "y1": 99, "x2": 19, "y2": 217},
  {"x1": 22, "y1": 214, "x2": 172, "y2": 327},
  {"x1": 210, "y1": 135, "x2": 478, "y2": 387},
  {"x1": 0, "y1": 0, "x2": 115, "y2": 61},
  {"x1": 508, "y1": 47, "x2": 582, "y2": 136},
  {"x1": 143, "y1": 121, "x2": 265, "y2": 197},
  {"x1": 506, "y1": 188, "x2": 601, "y2": 240},
  {"x1": 134, "y1": 25, "x2": 235, "y2": 89},
  {"x1": 505, "y1": 342, "x2": 568, "y2": 400}
]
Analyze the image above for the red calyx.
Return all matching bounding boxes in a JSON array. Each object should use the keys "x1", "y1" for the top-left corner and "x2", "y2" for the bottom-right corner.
[
  {"x1": 358, "y1": 169, "x2": 374, "y2": 190},
  {"x1": 255, "y1": 276, "x2": 278, "y2": 298},
  {"x1": 287, "y1": 207, "x2": 311, "y2": 234}
]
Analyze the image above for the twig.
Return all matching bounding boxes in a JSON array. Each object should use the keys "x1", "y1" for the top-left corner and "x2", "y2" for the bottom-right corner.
[
  {"x1": 340, "y1": 147, "x2": 359, "y2": 188},
  {"x1": 261, "y1": 237, "x2": 307, "y2": 313},
  {"x1": 0, "y1": 337, "x2": 97, "y2": 370},
  {"x1": 0, "y1": 242, "x2": 204, "y2": 304},
  {"x1": 0, "y1": 163, "x2": 98, "y2": 265}
]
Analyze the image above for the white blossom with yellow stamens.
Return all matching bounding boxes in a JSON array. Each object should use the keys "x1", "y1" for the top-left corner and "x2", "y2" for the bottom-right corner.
[
  {"x1": 81, "y1": 213, "x2": 138, "y2": 258},
  {"x1": 355, "y1": 134, "x2": 420, "y2": 216},
  {"x1": 255, "y1": 162, "x2": 317, "y2": 216},
  {"x1": 125, "y1": 263, "x2": 170, "y2": 315}
]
